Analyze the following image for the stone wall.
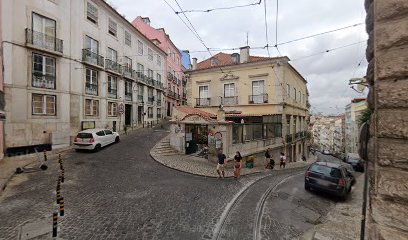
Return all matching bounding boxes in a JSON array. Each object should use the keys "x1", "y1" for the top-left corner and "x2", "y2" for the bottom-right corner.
[{"x1": 365, "y1": 0, "x2": 408, "y2": 239}]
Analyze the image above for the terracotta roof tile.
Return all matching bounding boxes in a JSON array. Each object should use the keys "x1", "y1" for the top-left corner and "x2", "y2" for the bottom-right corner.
[
  {"x1": 195, "y1": 52, "x2": 282, "y2": 71},
  {"x1": 175, "y1": 106, "x2": 216, "y2": 119}
]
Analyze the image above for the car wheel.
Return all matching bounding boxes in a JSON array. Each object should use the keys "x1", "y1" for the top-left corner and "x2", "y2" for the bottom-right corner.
[
  {"x1": 94, "y1": 144, "x2": 101, "y2": 152},
  {"x1": 115, "y1": 136, "x2": 120, "y2": 143},
  {"x1": 304, "y1": 183, "x2": 311, "y2": 191}
]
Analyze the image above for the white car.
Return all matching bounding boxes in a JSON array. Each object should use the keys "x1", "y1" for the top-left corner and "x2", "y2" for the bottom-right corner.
[
  {"x1": 73, "y1": 129, "x2": 120, "y2": 152},
  {"x1": 322, "y1": 150, "x2": 331, "y2": 155}
]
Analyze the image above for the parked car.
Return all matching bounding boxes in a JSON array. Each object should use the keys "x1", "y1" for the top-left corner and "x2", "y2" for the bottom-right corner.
[
  {"x1": 73, "y1": 129, "x2": 120, "y2": 152},
  {"x1": 305, "y1": 161, "x2": 355, "y2": 200},
  {"x1": 346, "y1": 153, "x2": 364, "y2": 172},
  {"x1": 322, "y1": 150, "x2": 331, "y2": 155}
]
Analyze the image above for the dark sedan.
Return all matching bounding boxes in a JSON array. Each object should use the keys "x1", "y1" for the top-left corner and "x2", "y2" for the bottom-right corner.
[
  {"x1": 305, "y1": 161, "x2": 355, "y2": 200},
  {"x1": 346, "y1": 155, "x2": 364, "y2": 172}
]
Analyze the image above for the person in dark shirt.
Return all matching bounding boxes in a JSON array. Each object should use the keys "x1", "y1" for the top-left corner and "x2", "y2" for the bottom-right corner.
[
  {"x1": 264, "y1": 149, "x2": 271, "y2": 169},
  {"x1": 233, "y1": 151, "x2": 243, "y2": 180},
  {"x1": 217, "y1": 151, "x2": 227, "y2": 178}
]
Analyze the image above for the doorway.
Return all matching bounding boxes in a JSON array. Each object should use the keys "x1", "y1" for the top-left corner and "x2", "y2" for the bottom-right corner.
[
  {"x1": 137, "y1": 106, "x2": 143, "y2": 124},
  {"x1": 185, "y1": 124, "x2": 208, "y2": 154},
  {"x1": 125, "y1": 104, "x2": 132, "y2": 126},
  {"x1": 167, "y1": 102, "x2": 171, "y2": 117}
]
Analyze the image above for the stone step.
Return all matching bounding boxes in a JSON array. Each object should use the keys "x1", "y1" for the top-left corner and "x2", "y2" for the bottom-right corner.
[{"x1": 154, "y1": 149, "x2": 177, "y2": 154}]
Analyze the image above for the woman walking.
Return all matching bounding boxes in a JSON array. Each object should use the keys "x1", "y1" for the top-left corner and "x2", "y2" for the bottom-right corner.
[
  {"x1": 264, "y1": 149, "x2": 271, "y2": 169},
  {"x1": 233, "y1": 151, "x2": 243, "y2": 180}
]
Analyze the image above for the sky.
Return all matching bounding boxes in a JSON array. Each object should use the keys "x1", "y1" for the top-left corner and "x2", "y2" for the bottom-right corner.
[{"x1": 111, "y1": 0, "x2": 368, "y2": 115}]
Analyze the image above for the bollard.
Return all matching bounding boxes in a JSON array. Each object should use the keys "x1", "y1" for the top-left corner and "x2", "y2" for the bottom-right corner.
[
  {"x1": 60, "y1": 171, "x2": 64, "y2": 183},
  {"x1": 56, "y1": 189, "x2": 61, "y2": 204},
  {"x1": 52, "y1": 212, "x2": 58, "y2": 237},
  {"x1": 43, "y1": 150, "x2": 48, "y2": 161},
  {"x1": 56, "y1": 182, "x2": 60, "y2": 191},
  {"x1": 59, "y1": 198, "x2": 64, "y2": 216}
]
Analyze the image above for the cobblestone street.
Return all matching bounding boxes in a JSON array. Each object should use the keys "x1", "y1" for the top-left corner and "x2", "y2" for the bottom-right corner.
[{"x1": 0, "y1": 128, "x2": 353, "y2": 240}]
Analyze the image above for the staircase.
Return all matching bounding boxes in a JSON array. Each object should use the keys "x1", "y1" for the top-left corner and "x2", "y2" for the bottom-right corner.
[{"x1": 151, "y1": 137, "x2": 180, "y2": 156}]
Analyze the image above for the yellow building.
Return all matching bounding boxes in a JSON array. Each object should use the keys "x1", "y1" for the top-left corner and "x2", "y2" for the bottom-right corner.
[{"x1": 186, "y1": 46, "x2": 310, "y2": 161}]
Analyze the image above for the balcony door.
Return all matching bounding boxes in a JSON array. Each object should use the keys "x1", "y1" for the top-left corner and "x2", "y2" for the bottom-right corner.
[
  {"x1": 199, "y1": 85, "x2": 209, "y2": 106},
  {"x1": 224, "y1": 83, "x2": 236, "y2": 105},
  {"x1": 32, "y1": 13, "x2": 56, "y2": 50},
  {"x1": 252, "y1": 80, "x2": 264, "y2": 103},
  {"x1": 85, "y1": 36, "x2": 99, "y2": 64}
]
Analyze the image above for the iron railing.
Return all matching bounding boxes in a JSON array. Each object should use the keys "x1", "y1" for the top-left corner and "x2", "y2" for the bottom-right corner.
[
  {"x1": 82, "y1": 49, "x2": 104, "y2": 67},
  {"x1": 25, "y1": 28, "x2": 63, "y2": 53},
  {"x1": 108, "y1": 89, "x2": 117, "y2": 99},
  {"x1": 32, "y1": 73, "x2": 55, "y2": 89},
  {"x1": 222, "y1": 96, "x2": 238, "y2": 105},
  {"x1": 157, "y1": 99, "x2": 162, "y2": 106},
  {"x1": 248, "y1": 93, "x2": 268, "y2": 104},
  {"x1": 125, "y1": 94, "x2": 132, "y2": 101},
  {"x1": 85, "y1": 83, "x2": 98, "y2": 95},
  {"x1": 196, "y1": 98, "x2": 211, "y2": 106},
  {"x1": 105, "y1": 59, "x2": 121, "y2": 74},
  {"x1": 137, "y1": 95, "x2": 144, "y2": 102}
]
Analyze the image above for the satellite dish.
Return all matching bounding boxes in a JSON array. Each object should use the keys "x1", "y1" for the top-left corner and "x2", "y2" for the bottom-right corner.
[{"x1": 356, "y1": 84, "x2": 366, "y2": 92}]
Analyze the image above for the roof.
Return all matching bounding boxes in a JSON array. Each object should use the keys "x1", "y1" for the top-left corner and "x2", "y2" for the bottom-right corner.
[
  {"x1": 175, "y1": 106, "x2": 217, "y2": 121},
  {"x1": 194, "y1": 52, "x2": 284, "y2": 71},
  {"x1": 226, "y1": 113, "x2": 277, "y2": 118}
]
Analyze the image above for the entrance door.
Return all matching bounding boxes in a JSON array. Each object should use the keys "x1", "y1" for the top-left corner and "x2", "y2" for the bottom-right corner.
[
  {"x1": 125, "y1": 104, "x2": 132, "y2": 126},
  {"x1": 137, "y1": 106, "x2": 143, "y2": 124},
  {"x1": 185, "y1": 124, "x2": 208, "y2": 154},
  {"x1": 167, "y1": 102, "x2": 171, "y2": 116}
]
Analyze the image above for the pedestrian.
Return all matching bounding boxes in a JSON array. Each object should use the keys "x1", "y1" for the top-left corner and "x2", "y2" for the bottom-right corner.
[
  {"x1": 302, "y1": 155, "x2": 306, "y2": 162},
  {"x1": 264, "y1": 149, "x2": 271, "y2": 169},
  {"x1": 269, "y1": 158, "x2": 275, "y2": 169},
  {"x1": 124, "y1": 125, "x2": 128, "y2": 135},
  {"x1": 217, "y1": 150, "x2": 227, "y2": 179},
  {"x1": 233, "y1": 151, "x2": 243, "y2": 180},
  {"x1": 280, "y1": 152, "x2": 286, "y2": 169}
]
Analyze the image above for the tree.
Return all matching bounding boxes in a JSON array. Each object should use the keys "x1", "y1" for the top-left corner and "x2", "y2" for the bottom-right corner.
[{"x1": 359, "y1": 108, "x2": 372, "y2": 125}]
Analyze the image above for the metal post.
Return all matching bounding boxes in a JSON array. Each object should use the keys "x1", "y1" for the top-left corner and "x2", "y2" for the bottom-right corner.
[
  {"x1": 59, "y1": 197, "x2": 64, "y2": 216},
  {"x1": 52, "y1": 212, "x2": 58, "y2": 237},
  {"x1": 43, "y1": 150, "x2": 47, "y2": 161}
]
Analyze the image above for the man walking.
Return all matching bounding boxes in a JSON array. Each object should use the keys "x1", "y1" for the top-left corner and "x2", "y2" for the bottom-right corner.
[
  {"x1": 280, "y1": 152, "x2": 286, "y2": 169},
  {"x1": 217, "y1": 150, "x2": 227, "y2": 178}
]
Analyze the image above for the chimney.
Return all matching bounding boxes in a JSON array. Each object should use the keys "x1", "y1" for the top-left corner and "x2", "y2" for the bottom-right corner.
[
  {"x1": 240, "y1": 46, "x2": 250, "y2": 63},
  {"x1": 192, "y1": 58, "x2": 197, "y2": 70},
  {"x1": 231, "y1": 53, "x2": 240, "y2": 64},
  {"x1": 142, "y1": 17, "x2": 150, "y2": 25}
]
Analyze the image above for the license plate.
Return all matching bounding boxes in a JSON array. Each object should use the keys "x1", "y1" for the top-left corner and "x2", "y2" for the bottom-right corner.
[{"x1": 318, "y1": 179, "x2": 330, "y2": 186}]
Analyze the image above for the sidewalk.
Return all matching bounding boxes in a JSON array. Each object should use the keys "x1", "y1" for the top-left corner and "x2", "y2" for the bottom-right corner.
[
  {"x1": 301, "y1": 174, "x2": 365, "y2": 240},
  {"x1": 0, "y1": 147, "x2": 72, "y2": 195},
  {"x1": 150, "y1": 135, "x2": 316, "y2": 178}
]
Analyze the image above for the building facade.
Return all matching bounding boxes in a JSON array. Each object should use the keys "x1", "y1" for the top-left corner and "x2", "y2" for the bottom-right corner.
[
  {"x1": 1, "y1": 0, "x2": 166, "y2": 154},
  {"x1": 365, "y1": 0, "x2": 408, "y2": 238},
  {"x1": 186, "y1": 47, "x2": 309, "y2": 161},
  {"x1": 0, "y1": 0, "x2": 4, "y2": 159},
  {"x1": 132, "y1": 17, "x2": 186, "y2": 117},
  {"x1": 344, "y1": 98, "x2": 367, "y2": 156}
]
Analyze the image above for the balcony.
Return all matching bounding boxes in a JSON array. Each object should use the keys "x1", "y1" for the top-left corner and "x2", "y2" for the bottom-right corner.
[
  {"x1": 108, "y1": 89, "x2": 117, "y2": 99},
  {"x1": 182, "y1": 80, "x2": 187, "y2": 86},
  {"x1": 146, "y1": 77, "x2": 154, "y2": 86},
  {"x1": 25, "y1": 28, "x2": 63, "y2": 54},
  {"x1": 222, "y1": 96, "x2": 238, "y2": 105},
  {"x1": 32, "y1": 73, "x2": 55, "y2": 89},
  {"x1": 122, "y1": 66, "x2": 133, "y2": 79},
  {"x1": 82, "y1": 49, "x2": 104, "y2": 68},
  {"x1": 248, "y1": 93, "x2": 268, "y2": 104},
  {"x1": 286, "y1": 134, "x2": 293, "y2": 143},
  {"x1": 157, "y1": 113, "x2": 162, "y2": 119},
  {"x1": 183, "y1": 93, "x2": 187, "y2": 99},
  {"x1": 85, "y1": 83, "x2": 98, "y2": 96},
  {"x1": 167, "y1": 72, "x2": 173, "y2": 80},
  {"x1": 105, "y1": 59, "x2": 121, "y2": 74},
  {"x1": 137, "y1": 95, "x2": 144, "y2": 102},
  {"x1": 148, "y1": 113, "x2": 154, "y2": 118},
  {"x1": 157, "y1": 99, "x2": 162, "y2": 106},
  {"x1": 295, "y1": 132, "x2": 300, "y2": 140},
  {"x1": 125, "y1": 94, "x2": 132, "y2": 102},
  {"x1": 196, "y1": 98, "x2": 211, "y2": 107}
]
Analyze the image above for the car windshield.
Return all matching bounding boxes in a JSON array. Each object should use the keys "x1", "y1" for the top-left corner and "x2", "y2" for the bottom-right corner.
[
  {"x1": 310, "y1": 164, "x2": 342, "y2": 178},
  {"x1": 348, "y1": 158, "x2": 360, "y2": 163},
  {"x1": 77, "y1": 133, "x2": 93, "y2": 138}
]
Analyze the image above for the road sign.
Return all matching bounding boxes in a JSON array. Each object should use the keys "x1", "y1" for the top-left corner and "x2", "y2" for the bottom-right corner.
[{"x1": 118, "y1": 103, "x2": 125, "y2": 114}]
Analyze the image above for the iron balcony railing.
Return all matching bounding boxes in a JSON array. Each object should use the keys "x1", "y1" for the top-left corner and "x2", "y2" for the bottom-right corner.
[
  {"x1": 108, "y1": 89, "x2": 117, "y2": 99},
  {"x1": 147, "y1": 96, "x2": 154, "y2": 105},
  {"x1": 148, "y1": 113, "x2": 153, "y2": 118},
  {"x1": 105, "y1": 59, "x2": 121, "y2": 74},
  {"x1": 137, "y1": 95, "x2": 144, "y2": 102},
  {"x1": 248, "y1": 93, "x2": 268, "y2": 104},
  {"x1": 222, "y1": 96, "x2": 238, "y2": 105},
  {"x1": 82, "y1": 49, "x2": 104, "y2": 67},
  {"x1": 25, "y1": 28, "x2": 63, "y2": 53},
  {"x1": 286, "y1": 134, "x2": 293, "y2": 143},
  {"x1": 146, "y1": 77, "x2": 154, "y2": 86},
  {"x1": 157, "y1": 113, "x2": 162, "y2": 119},
  {"x1": 157, "y1": 99, "x2": 162, "y2": 106},
  {"x1": 85, "y1": 83, "x2": 98, "y2": 95},
  {"x1": 125, "y1": 94, "x2": 132, "y2": 101},
  {"x1": 122, "y1": 66, "x2": 132, "y2": 79},
  {"x1": 32, "y1": 73, "x2": 55, "y2": 89},
  {"x1": 196, "y1": 98, "x2": 211, "y2": 107},
  {"x1": 167, "y1": 72, "x2": 173, "y2": 80}
]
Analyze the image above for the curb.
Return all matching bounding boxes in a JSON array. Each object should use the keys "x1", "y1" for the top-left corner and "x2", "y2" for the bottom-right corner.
[
  {"x1": 149, "y1": 136, "x2": 313, "y2": 179},
  {"x1": 0, "y1": 147, "x2": 73, "y2": 196}
]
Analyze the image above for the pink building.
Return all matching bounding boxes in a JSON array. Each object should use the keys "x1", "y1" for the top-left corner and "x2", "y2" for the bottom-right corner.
[{"x1": 132, "y1": 17, "x2": 186, "y2": 117}]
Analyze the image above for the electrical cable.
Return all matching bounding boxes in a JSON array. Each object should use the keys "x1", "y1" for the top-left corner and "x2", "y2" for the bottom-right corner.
[
  {"x1": 175, "y1": 0, "x2": 262, "y2": 14},
  {"x1": 263, "y1": 0, "x2": 271, "y2": 57}
]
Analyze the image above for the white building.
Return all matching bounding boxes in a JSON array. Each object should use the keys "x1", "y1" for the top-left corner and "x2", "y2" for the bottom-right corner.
[
  {"x1": 345, "y1": 98, "x2": 367, "y2": 155},
  {"x1": 1, "y1": 0, "x2": 166, "y2": 153}
]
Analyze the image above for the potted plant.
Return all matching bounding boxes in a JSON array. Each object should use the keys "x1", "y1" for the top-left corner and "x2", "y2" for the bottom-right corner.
[{"x1": 246, "y1": 155, "x2": 255, "y2": 169}]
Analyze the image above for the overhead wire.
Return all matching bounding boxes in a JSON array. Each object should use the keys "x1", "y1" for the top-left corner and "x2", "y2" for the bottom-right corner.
[
  {"x1": 174, "y1": 0, "x2": 262, "y2": 14},
  {"x1": 263, "y1": 0, "x2": 271, "y2": 57}
]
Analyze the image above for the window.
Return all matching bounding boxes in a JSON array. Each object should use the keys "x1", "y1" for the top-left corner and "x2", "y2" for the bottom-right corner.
[
  {"x1": 85, "y1": 99, "x2": 99, "y2": 116},
  {"x1": 148, "y1": 107, "x2": 153, "y2": 118},
  {"x1": 147, "y1": 69, "x2": 153, "y2": 79},
  {"x1": 286, "y1": 84, "x2": 290, "y2": 97},
  {"x1": 96, "y1": 130, "x2": 105, "y2": 136},
  {"x1": 157, "y1": 108, "x2": 162, "y2": 118},
  {"x1": 157, "y1": 55, "x2": 162, "y2": 66},
  {"x1": 32, "y1": 12, "x2": 56, "y2": 47},
  {"x1": 104, "y1": 130, "x2": 113, "y2": 135},
  {"x1": 199, "y1": 85, "x2": 208, "y2": 98},
  {"x1": 124, "y1": 56, "x2": 132, "y2": 69},
  {"x1": 252, "y1": 80, "x2": 265, "y2": 103},
  {"x1": 125, "y1": 81, "x2": 132, "y2": 101},
  {"x1": 85, "y1": 35, "x2": 98, "y2": 54},
  {"x1": 299, "y1": 91, "x2": 302, "y2": 103},
  {"x1": 167, "y1": 48, "x2": 171, "y2": 57},
  {"x1": 32, "y1": 54, "x2": 56, "y2": 89},
  {"x1": 138, "y1": 40, "x2": 143, "y2": 55},
  {"x1": 108, "y1": 102, "x2": 117, "y2": 116},
  {"x1": 125, "y1": 31, "x2": 131, "y2": 46},
  {"x1": 107, "y1": 48, "x2": 117, "y2": 62},
  {"x1": 85, "y1": 68, "x2": 98, "y2": 95},
  {"x1": 108, "y1": 18, "x2": 117, "y2": 36},
  {"x1": 293, "y1": 87, "x2": 297, "y2": 101},
  {"x1": 86, "y1": 2, "x2": 98, "y2": 24},
  {"x1": 107, "y1": 75, "x2": 117, "y2": 99},
  {"x1": 156, "y1": 73, "x2": 161, "y2": 83},
  {"x1": 137, "y1": 63, "x2": 144, "y2": 77},
  {"x1": 148, "y1": 48, "x2": 153, "y2": 61},
  {"x1": 224, "y1": 83, "x2": 235, "y2": 97},
  {"x1": 32, "y1": 94, "x2": 56, "y2": 115}
]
